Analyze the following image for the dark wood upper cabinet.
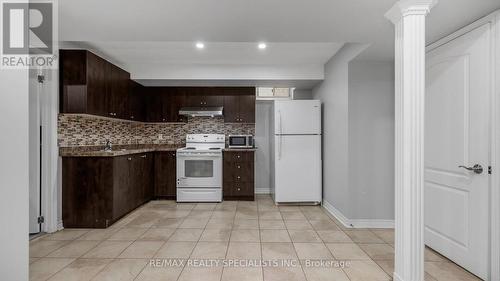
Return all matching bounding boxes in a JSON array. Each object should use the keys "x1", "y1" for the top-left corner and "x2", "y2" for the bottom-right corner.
[
  {"x1": 60, "y1": 49, "x2": 130, "y2": 120},
  {"x1": 128, "y1": 81, "x2": 146, "y2": 122},
  {"x1": 184, "y1": 88, "x2": 224, "y2": 107},
  {"x1": 165, "y1": 89, "x2": 187, "y2": 123},
  {"x1": 223, "y1": 95, "x2": 240, "y2": 123},
  {"x1": 223, "y1": 90, "x2": 256, "y2": 123},
  {"x1": 85, "y1": 52, "x2": 108, "y2": 116},
  {"x1": 60, "y1": 52, "x2": 255, "y2": 123},
  {"x1": 145, "y1": 87, "x2": 171, "y2": 123},
  {"x1": 238, "y1": 94, "x2": 256, "y2": 123},
  {"x1": 107, "y1": 63, "x2": 130, "y2": 119}
]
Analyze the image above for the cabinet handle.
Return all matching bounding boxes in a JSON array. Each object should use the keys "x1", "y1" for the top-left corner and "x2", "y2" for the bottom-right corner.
[
  {"x1": 237, "y1": 188, "x2": 241, "y2": 191},
  {"x1": 127, "y1": 157, "x2": 132, "y2": 161},
  {"x1": 237, "y1": 165, "x2": 241, "y2": 169},
  {"x1": 237, "y1": 176, "x2": 241, "y2": 179},
  {"x1": 172, "y1": 153, "x2": 176, "y2": 156},
  {"x1": 130, "y1": 116, "x2": 134, "y2": 119},
  {"x1": 141, "y1": 155, "x2": 147, "y2": 158},
  {"x1": 237, "y1": 155, "x2": 240, "y2": 158}
]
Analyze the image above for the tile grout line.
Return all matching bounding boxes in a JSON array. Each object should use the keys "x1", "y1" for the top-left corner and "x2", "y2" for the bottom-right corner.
[{"x1": 219, "y1": 202, "x2": 238, "y2": 281}]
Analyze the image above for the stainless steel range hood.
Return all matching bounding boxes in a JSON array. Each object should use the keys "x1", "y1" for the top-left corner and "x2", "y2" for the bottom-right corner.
[{"x1": 178, "y1": 106, "x2": 224, "y2": 117}]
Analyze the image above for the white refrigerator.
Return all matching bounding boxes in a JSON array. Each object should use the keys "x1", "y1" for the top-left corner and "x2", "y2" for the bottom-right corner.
[{"x1": 270, "y1": 100, "x2": 322, "y2": 204}]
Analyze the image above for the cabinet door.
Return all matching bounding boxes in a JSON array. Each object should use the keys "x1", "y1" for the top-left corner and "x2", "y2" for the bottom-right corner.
[
  {"x1": 223, "y1": 95, "x2": 240, "y2": 122},
  {"x1": 105, "y1": 63, "x2": 129, "y2": 119},
  {"x1": 238, "y1": 95, "x2": 256, "y2": 123},
  {"x1": 166, "y1": 91, "x2": 187, "y2": 123},
  {"x1": 185, "y1": 90, "x2": 204, "y2": 107},
  {"x1": 86, "y1": 52, "x2": 108, "y2": 116},
  {"x1": 205, "y1": 95, "x2": 223, "y2": 107},
  {"x1": 63, "y1": 157, "x2": 114, "y2": 228},
  {"x1": 166, "y1": 152, "x2": 177, "y2": 198},
  {"x1": 141, "y1": 153, "x2": 154, "y2": 203},
  {"x1": 129, "y1": 154, "x2": 144, "y2": 209},
  {"x1": 154, "y1": 152, "x2": 177, "y2": 199},
  {"x1": 114, "y1": 67, "x2": 130, "y2": 119},
  {"x1": 113, "y1": 156, "x2": 131, "y2": 220},
  {"x1": 146, "y1": 88, "x2": 163, "y2": 122},
  {"x1": 104, "y1": 63, "x2": 116, "y2": 117},
  {"x1": 128, "y1": 81, "x2": 145, "y2": 121}
]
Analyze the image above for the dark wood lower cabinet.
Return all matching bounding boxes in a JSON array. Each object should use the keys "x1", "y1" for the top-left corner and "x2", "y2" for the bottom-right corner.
[
  {"x1": 154, "y1": 151, "x2": 177, "y2": 199},
  {"x1": 62, "y1": 150, "x2": 257, "y2": 228},
  {"x1": 223, "y1": 151, "x2": 255, "y2": 201},
  {"x1": 62, "y1": 153, "x2": 153, "y2": 228}
]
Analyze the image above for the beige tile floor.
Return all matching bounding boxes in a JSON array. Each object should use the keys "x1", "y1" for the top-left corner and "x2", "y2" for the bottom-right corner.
[{"x1": 29, "y1": 195, "x2": 482, "y2": 281}]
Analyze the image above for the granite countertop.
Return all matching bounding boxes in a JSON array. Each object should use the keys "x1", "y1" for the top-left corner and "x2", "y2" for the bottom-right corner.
[
  {"x1": 223, "y1": 147, "x2": 258, "y2": 152},
  {"x1": 60, "y1": 144, "x2": 258, "y2": 157},
  {"x1": 59, "y1": 144, "x2": 184, "y2": 157}
]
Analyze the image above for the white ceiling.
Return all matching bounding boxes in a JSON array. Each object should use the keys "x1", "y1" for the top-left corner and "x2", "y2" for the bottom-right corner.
[
  {"x1": 59, "y1": 0, "x2": 500, "y2": 86},
  {"x1": 83, "y1": 42, "x2": 343, "y2": 66}
]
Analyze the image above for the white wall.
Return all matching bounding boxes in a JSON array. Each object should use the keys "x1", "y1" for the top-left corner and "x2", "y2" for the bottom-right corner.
[
  {"x1": 348, "y1": 61, "x2": 395, "y2": 221},
  {"x1": 312, "y1": 43, "x2": 369, "y2": 220},
  {"x1": 0, "y1": 69, "x2": 29, "y2": 280},
  {"x1": 293, "y1": 89, "x2": 312, "y2": 100},
  {"x1": 312, "y1": 44, "x2": 395, "y2": 227},
  {"x1": 255, "y1": 101, "x2": 273, "y2": 193}
]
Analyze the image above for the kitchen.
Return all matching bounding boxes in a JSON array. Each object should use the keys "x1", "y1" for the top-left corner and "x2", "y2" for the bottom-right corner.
[{"x1": 58, "y1": 49, "x2": 322, "y2": 228}]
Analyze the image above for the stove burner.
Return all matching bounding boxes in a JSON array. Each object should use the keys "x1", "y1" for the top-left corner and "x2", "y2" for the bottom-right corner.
[{"x1": 185, "y1": 147, "x2": 196, "y2": 150}]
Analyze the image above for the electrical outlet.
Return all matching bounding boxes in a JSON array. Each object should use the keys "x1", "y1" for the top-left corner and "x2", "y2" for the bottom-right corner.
[{"x1": 158, "y1": 134, "x2": 163, "y2": 140}]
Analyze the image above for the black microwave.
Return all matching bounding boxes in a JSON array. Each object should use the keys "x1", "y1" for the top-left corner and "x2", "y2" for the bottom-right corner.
[{"x1": 228, "y1": 135, "x2": 254, "y2": 148}]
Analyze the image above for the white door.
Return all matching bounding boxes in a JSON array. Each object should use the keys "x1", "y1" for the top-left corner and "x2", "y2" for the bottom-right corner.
[
  {"x1": 274, "y1": 135, "x2": 321, "y2": 203},
  {"x1": 425, "y1": 24, "x2": 491, "y2": 279},
  {"x1": 275, "y1": 100, "x2": 321, "y2": 135}
]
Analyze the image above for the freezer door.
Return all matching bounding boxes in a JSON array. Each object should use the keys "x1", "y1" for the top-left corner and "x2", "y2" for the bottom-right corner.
[
  {"x1": 274, "y1": 100, "x2": 321, "y2": 135},
  {"x1": 274, "y1": 135, "x2": 322, "y2": 203}
]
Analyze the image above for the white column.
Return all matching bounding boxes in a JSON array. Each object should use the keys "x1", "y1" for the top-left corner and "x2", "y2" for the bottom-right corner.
[{"x1": 385, "y1": 1, "x2": 437, "y2": 281}]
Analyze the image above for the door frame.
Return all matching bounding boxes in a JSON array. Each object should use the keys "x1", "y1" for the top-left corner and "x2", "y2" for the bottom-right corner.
[
  {"x1": 426, "y1": 9, "x2": 500, "y2": 280},
  {"x1": 36, "y1": 67, "x2": 61, "y2": 234}
]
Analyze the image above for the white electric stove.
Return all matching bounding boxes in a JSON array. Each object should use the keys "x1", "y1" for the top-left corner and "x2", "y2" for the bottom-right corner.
[{"x1": 176, "y1": 134, "x2": 225, "y2": 202}]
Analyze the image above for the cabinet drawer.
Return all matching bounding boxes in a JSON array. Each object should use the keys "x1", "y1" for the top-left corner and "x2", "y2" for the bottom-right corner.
[
  {"x1": 223, "y1": 162, "x2": 254, "y2": 182},
  {"x1": 223, "y1": 181, "x2": 254, "y2": 197},
  {"x1": 224, "y1": 151, "x2": 254, "y2": 162}
]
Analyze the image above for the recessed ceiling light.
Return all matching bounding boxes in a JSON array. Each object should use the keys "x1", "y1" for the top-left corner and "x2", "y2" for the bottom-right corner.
[
  {"x1": 258, "y1": 43, "x2": 267, "y2": 49},
  {"x1": 196, "y1": 42, "x2": 205, "y2": 49}
]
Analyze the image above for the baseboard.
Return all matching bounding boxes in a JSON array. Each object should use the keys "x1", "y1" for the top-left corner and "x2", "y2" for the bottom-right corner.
[
  {"x1": 322, "y1": 200, "x2": 394, "y2": 229},
  {"x1": 322, "y1": 200, "x2": 352, "y2": 228},
  {"x1": 255, "y1": 187, "x2": 271, "y2": 194}
]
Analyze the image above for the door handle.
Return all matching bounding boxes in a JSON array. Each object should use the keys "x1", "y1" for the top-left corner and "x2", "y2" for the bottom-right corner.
[{"x1": 458, "y1": 164, "x2": 483, "y2": 174}]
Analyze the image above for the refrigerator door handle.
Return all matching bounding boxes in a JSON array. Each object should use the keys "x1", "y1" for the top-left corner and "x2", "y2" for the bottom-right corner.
[
  {"x1": 278, "y1": 110, "x2": 282, "y2": 160},
  {"x1": 279, "y1": 110, "x2": 283, "y2": 135}
]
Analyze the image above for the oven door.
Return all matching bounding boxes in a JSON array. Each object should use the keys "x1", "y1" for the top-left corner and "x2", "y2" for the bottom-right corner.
[{"x1": 176, "y1": 153, "x2": 222, "y2": 188}]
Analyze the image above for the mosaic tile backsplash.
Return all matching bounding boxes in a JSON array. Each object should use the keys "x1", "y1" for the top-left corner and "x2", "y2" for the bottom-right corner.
[{"x1": 58, "y1": 114, "x2": 255, "y2": 147}]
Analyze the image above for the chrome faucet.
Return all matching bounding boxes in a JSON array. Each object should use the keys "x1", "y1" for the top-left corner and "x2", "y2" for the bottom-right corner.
[{"x1": 104, "y1": 140, "x2": 112, "y2": 152}]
